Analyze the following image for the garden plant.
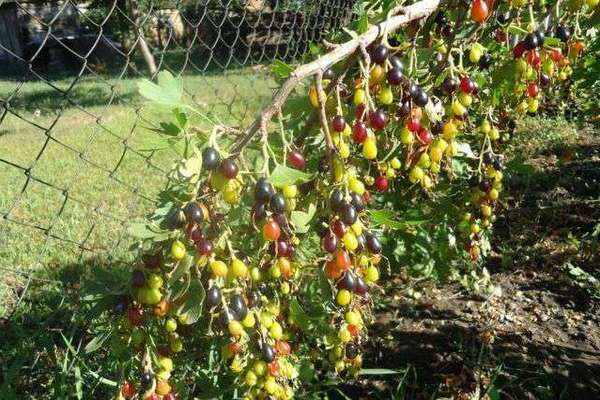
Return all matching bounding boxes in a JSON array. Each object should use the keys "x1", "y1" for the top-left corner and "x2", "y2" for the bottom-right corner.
[{"x1": 86, "y1": 0, "x2": 600, "y2": 398}]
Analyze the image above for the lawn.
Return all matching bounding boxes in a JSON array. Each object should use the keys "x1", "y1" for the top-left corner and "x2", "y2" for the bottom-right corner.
[{"x1": 0, "y1": 67, "x2": 276, "y2": 316}]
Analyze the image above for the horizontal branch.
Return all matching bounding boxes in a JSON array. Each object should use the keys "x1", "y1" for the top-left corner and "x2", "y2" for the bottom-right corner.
[{"x1": 229, "y1": 0, "x2": 442, "y2": 157}]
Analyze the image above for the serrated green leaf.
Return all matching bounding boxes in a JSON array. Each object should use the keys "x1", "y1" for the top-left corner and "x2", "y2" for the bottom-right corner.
[
  {"x1": 290, "y1": 203, "x2": 316, "y2": 233},
  {"x1": 456, "y1": 142, "x2": 476, "y2": 158},
  {"x1": 355, "y1": 14, "x2": 368, "y2": 34},
  {"x1": 308, "y1": 42, "x2": 321, "y2": 56},
  {"x1": 506, "y1": 155, "x2": 536, "y2": 175},
  {"x1": 167, "y1": 278, "x2": 189, "y2": 303},
  {"x1": 174, "y1": 108, "x2": 188, "y2": 129},
  {"x1": 138, "y1": 70, "x2": 183, "y2": 106},
  {"x1": 271, "y1": 60, "x2": 294, "y2": 80},
  {"x1": 178, "y1": 279, "x2": 205, "y2": 324},
  {"x1": 289, "y1": 299, "x2": 311, "y2": 330},
  {"x1": 137, "y1": 132, "x2": 180, "y2": 152},
  {"x1": 168, "y1": 254, "x2": 194, "y2": 286},
  {"x1": 127, "y1": 222, "x2": 171, "y2": 240},
  {"x1": 268, "y1": 164, "x2": 313, "y2": 187},
  {"x1": 298, "y1": 360, "x2": 316, "y2": 383},
  {"x1": 369, "y1": 209, "x2": 425, "y2": 229},
  {"x1": 451, "y1": 158, "x2": 469, "y2": 175},
  {"x1": 151, "y1": 202, "x2": 175, "y2": 221},
  {"x1": 179, "y1": 156, "x2": 201, "y2": 178}
]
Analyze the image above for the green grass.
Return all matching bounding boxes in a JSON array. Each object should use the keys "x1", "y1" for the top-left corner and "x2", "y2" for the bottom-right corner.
[{"x1": 0, "y1": 67, "x2": 276, "y2": 315}]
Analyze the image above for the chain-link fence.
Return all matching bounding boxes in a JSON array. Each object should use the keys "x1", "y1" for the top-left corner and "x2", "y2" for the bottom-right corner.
[{"x1": 0, "y1": 0, "x2": 355, "y2": 319}]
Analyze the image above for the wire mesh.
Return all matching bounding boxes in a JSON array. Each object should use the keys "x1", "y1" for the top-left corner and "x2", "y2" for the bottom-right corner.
[{"x1": 0, "y1": 0, "x2": 355, "y2": 319}]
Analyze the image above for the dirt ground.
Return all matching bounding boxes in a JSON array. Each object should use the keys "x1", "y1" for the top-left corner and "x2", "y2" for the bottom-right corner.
[{"x1": 339, "y1": 129, "x2": 600, "y2": 399}]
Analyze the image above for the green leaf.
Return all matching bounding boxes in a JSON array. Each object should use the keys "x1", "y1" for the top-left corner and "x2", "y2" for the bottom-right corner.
[
  {"x1": 271, "y1": 60, "x2": 294, "y2": 80},
  {"x1": 138, "y1": 70, "x2": 183, "y2": 106},
  {"x1": 178, "y1": 155, "x2": 202, "y2": 178},
  {"x1": 167, "y1": 278, "x2": 189, "y2": 303},
  {"x1": 137, "y1": 133, "x2": 180, "y2": 152},
  {"x1": 298, "y1": 360, "x2": 316, "y2": 383},
  {"x1": 451, "y1": 158, "x2": 469, "y2": 176},
  {"x1": 178, "y1": 279, "x2": 205, "y2": 324},
  {"x1": 268, "y1": 164, "x2": 313, "y2": 187},
  {"x1": 168, "y1": 254, "x2": 194, "y2": 286},
  {"x1": 355, "y1": 14, "x2": 368, "y2": 34},
  {"x1": 174, "y1": 108, "x2": 188, "y2": 130},
  {"x1": 456, "y1": 142, "x2": 476, "y2": 158},
  {"x1": 84, "y1": 330, "x2": 112, "y2": 354},
  {"x1": 506, "y1": 155, "x2": 535, "y2": 175},
  {"x1": 308, "y1": 42, "x2": 321, "y2": 56},
  {"x1": 289, "y1": 299, "x2": 311, "y2": 330},
  {"x1": 359, "y1": 368, "x2": 403, "y2": 375},
  {"x1": 290, "y1": 203, "x2": 316, "y2": 233},
  {"x1": 151, "y1": 201, "x2": 175, "y2": 222},
  {"x1": 507, "y1": 25, "x2": 528, "y2": 36},
  {"x1": 127, "y1": 222, "x2": 171, "y2": 241},
  {"x1": 369, "y1": 209, "x2": 425, "y2": 229}
]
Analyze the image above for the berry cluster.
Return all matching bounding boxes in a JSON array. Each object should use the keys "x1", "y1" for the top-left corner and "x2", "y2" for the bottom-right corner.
[{"x1": 103, "y1": 1, "x2": 598, "y2": 398}]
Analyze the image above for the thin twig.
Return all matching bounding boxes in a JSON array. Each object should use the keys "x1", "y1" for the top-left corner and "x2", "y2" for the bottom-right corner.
[{"x1": 228, "y1": 0, "x2": 443, "y2": 158}]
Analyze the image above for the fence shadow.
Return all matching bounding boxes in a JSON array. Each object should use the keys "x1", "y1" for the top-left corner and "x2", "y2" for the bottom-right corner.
[{"x1": 0, "y1": 257, "x2": 123, "y2": 399}]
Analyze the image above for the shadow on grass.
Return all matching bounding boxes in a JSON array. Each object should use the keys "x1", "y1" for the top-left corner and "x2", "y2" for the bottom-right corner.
[
  {"x1": 4, "y1": 85, "x2": 139, "y2": 115},
  {"x1": 0, "y1": 258, "x2": 124, "y2": 400},
  {"x1": 2, "y1": 85, "x2": 138, "y2": 115}
]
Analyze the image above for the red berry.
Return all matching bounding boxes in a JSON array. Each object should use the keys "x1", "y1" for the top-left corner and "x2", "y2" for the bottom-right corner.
[
  {"x1": 369, "y1": 109, "x2": 387, "y2": 130},
  {"x1": 406, "y1": 117, "x2": 420, "y2": 132},
  {"x1": 190, "y1": 227, "x2": 202, "y2": 242},
  {"x1": 269, "y1": 361, "x2": 280, "y2": 376},
  {"x1": 127, "y1": 306, "x2": 144, "y2": 327},
  {"x1": 352, "y1": 121, "x2": 368, "y2": 143},
  {"x1": 417, "y1": 127, "x2": 433, "y2": 145},
  {"x1": 471, "y1": 0, "x2": 489, "y2": 23},
  {"x1": 331, "y1": 219, "x2": 346, "y2": 238},
  {"x1": 323, "y1": 233, "x2": 338, "y2": 253},
  {"x1": 263, "y1": 219, "x2": 281, "y2": 241},
  {"x1": 362, "y1": 191, "x2": 371, "y2": 203},
  {"x1": 460, "y1": 77, "x2": 475, "y2": 93},
  {"x1": 196, "y1": 237, "x2": 213, "y2": 256},
  {"x1": 347, "y1": 324, "x2": 359, "y2": 337},
  {"x1": 335, "y1": 249, "x2": 352, "y2": 270},
  {"x1": 270, "y1": 240, "x2": 291, "y2": 257},
  {"x1": 145, "y1": 394, "x2": 160, "y2": 400},
  {"x1": 332, "y1": 115, "x2": 346, "y2": 132},
  {"x1": 527, "y1": 50, "x2": 541, "y2": 69},
  {"x1": 287, "y1": 150, "x2": 306, "y2": 170},
  {"x1": 121, "y1": 381, "x2": 136, "y2": 398},
  {"x1": 375, "y1": 176, "x2": 389, "y2": 191},
  {"x1": 275, "y1": 340, "x2": 291, "y2": 355},
  {"x1": 513, "y1": 41, "x2": 526, "y2": 58},
  {"x1": 355, "y1": 103, "x2": 367, "y2": 120},
  {"x1": 550, "y1": 49, "x2": 562, "y2": 62},
  {"x1": 527, "y1": 82, "x2": 539, "y2": 97},
  {"x1": 219, "y1": 158, "x2": 238, "y2": 179},
  {"x1": 163, "y1": 394, "x2": 177, "y2": 400}
]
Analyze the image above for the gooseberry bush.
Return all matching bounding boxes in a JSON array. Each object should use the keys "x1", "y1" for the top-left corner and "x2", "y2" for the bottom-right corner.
[{"x1": 90, "y1": 0, "x2": 599, "y2": 399}]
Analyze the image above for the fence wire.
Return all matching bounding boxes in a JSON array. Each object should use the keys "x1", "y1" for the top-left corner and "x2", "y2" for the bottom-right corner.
[{"x1": 0, "y1": 0, "x2": 355, "y2": 319}]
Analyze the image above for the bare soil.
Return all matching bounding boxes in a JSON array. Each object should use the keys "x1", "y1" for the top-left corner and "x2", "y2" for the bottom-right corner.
[{"x1": 338, "y1": 130, "x2": 600, "y2": 399}]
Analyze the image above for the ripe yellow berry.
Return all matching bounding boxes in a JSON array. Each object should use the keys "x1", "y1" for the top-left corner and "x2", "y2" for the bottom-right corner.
[{"x1": 210, "y1": 260, "x2": 228, "y2": 277}]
